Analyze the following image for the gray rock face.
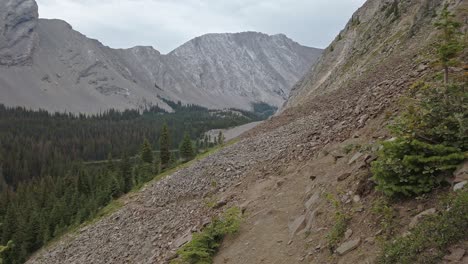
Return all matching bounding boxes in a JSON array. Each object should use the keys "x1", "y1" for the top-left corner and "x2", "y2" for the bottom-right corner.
[
  {"x1": 0, "y1": 0, "x2": 322, "y2": 113},
  {"x1": 0, "y1": 0, "x2": 38, "y2": 66},
  {"x1": 167, "y1": 32, "x2": 321, "y2": 110}
]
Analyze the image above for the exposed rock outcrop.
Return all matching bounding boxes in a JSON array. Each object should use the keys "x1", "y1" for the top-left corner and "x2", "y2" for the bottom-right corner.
[{"x1": 0, "y1": 0, "x2": 38, "y2": 66}]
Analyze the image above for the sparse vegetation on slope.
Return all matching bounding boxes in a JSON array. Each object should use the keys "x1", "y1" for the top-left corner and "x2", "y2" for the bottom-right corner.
[
  {"x1": 372, "y1": 6, "x2": 466, "y2": 197},
  {"x1": 172, "y1": 207, "x2": 242, "y2": 264},
  {"x1": 378, "y1": 189, "x2": 468, "y2": 264},
  {"x1": 325, "y1": 194, "x2": 350, "y2": 252}
]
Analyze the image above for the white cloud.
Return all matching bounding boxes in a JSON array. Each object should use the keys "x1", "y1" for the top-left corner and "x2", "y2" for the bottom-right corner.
[{"x1": 36, "y1": 0, "x2": 366, "y2": 53}]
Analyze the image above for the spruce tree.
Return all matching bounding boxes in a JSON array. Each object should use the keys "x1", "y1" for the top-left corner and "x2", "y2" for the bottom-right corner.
[
  {"x1": 217, "y1": 131, "x2": 225, "y2": 145},
  {"x1": 160, "y1": 124, "x2": 171, "y2": 168},
  {"x1": 179, "y1": 133, "x2": 194, "y2": 161},
  {"x1": 120, "y1": 152, "x2": 132, "y2": 193},
  {"x1": 434, "y1": 5, "x2": 462, "y2": 84},
  {"x1": 106, "y1": 153, "x2": 114, "y2": 171},
  {"x1": 140, "y1": 139, "x2": 153, "y2": 164},
  {"x1": 154, "y1": 154, "x2": 161, "y2": 175}
]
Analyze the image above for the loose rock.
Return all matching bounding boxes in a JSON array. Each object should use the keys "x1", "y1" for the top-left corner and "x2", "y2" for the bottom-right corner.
[
  {"x1": 409, "y1": 208, "x2": 436, "y2": 228},
  {"x1": 336, "y1": 238, "x2": 361, "y2": 256},
  {"x1": 453, "y1": 181, "x2": 467, "y2": 191}
]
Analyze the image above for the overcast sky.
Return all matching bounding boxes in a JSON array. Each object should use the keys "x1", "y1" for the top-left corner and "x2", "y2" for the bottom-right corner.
[{"x1": 36, "y1": 0, "x2": 366, "y2": 54}]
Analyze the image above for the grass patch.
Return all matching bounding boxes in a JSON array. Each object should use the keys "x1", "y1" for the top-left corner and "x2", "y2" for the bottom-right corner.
[
  {"x1": 172, "y1": 207, "x2": 242, "y2": 264},
  {"x1": 371, "y1": 197, "x2": 398, "y2": 240},
  {"x1": 378, "y1": 188, "x2": 468, "y2": 264},
  {"x1": 325, "y1": 194, "x2": 350, "y2": 252}
]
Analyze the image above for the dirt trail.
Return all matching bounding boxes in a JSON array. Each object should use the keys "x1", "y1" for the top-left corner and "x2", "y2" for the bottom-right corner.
[{"x1": 213, "y1": 117, "x2": 387, "y2": 264}]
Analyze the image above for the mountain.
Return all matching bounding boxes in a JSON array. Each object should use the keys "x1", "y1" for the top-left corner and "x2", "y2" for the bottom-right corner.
[
  {"x1": 0, "y1": 0, "x2": 322, "y2": 113},
  {"x1": 22, "y1": 0, "x2": 468, "y2": 263}
]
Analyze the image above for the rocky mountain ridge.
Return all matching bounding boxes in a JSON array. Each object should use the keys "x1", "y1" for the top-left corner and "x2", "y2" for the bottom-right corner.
[{"x1": 0, "y1": 0, "x2": 321, "y2": 113}]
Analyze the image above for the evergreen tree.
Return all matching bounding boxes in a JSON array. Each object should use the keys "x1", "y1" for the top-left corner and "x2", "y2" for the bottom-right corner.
[
  {"x1": 179, "y1": 133, "x2": 194, "y2": 161},
  {"x1": 160, "y1": 124, "x2": 171, "y2": 168},
  {"x1": 140, "y1": 139, "x2": 153, "y2": 164},
  {"x1": 154, "y1": 154, "x2": 161, "y2": 175},
  {"x1": 106, "y1": 153, "x2": 114, "y2": 171},
  {"x1": 217, "y1": 131, "x2": 225, "y2": 145},
  {"x1": 434, "y1": 5, "x2": 463, "y2": 84},
  {"x1": 169, "y1": 152, "x2": 177, "y2": 168},
  {"x1": 120, "y1": 152, "x2": 132, "y2": 192}
]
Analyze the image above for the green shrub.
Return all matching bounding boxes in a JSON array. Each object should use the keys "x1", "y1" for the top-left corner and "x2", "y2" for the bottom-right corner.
[
  {"x1": 372, "y1": 82, "x2": 467, "y2": 197},
  {"x1": 372, "y1": 138, "x2": 464, "y2": 196},
  {"x1": 391, "y1": 82, "x2": 467, "y2": 150},
  {"x1": 378, "y1": 189, "x2": 468, "y2": 264},
  {"x1": 173, "y1": 207, "x2": 241, "y2": 264}
]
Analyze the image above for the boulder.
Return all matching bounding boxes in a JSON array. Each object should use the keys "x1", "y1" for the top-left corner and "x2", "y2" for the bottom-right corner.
[
  {"x1": 409, "y1": 208, "x2": 436, "y2": 229},
  {"x1": 344, "y1": 229, "x2": 353, "y2": 240},
  {"x1": 443, "y1": 247, "x2": 465, "y2": 262},
  {"x1": 173, "y1": 230, "x2": 193, "y2": 248},
  {"x1": 336, "y1": 238, "x2": 361, "y2": 255},
  {"x1": 453, "y1": 161, "x2": 468, "y2": 182},
  {"x1": 454, "y1": 181, "x2": 467, "y2": 191},
  {"x1": 289, "y1": 215, "x2": 306, "y2": 237},
  {"x1": 305, "y1": 193, "x2": 320, "y2": 210},
  {"x1": 348, "y1": 152, "x2": 363, "y2": 165}
]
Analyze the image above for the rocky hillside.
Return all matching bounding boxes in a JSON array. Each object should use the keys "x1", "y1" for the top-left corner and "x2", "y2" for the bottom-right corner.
[
  {"x1": 26, "y1": 0, "x2": 467, "y2": 263},
  {"x1": 286, "y1": 0, "x2": 465, "y2": 109},
  {"x1": 0, "y1": 0, "x2": 321, "y2": 113}
]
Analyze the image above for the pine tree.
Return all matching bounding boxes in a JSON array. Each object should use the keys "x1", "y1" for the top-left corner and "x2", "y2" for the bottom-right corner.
[
  {"x1": 179, "y1": 133, "x2": 194, "y2": 161},
  {"x1": 160, "y1": 124, "x2": 171, "y2": 168},
  {"x1": 434, "y1": 5, "x2": 463, "y2": 84},
  {"x1": 140, "y1": 139, "x2": 153, "y2": 164},
  {"x1": 120, "y1": 152, "x2": 132, "y2": 192},
  {"x1": 154, "y1": 154, "x2": 161, "y2": 175},
  {"x1": 106, "y1": 153, "x2": 114, "y2": 171}
]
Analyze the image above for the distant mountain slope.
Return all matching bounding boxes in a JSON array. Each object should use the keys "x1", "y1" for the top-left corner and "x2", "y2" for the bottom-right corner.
[
  {"x1": 0, "y1": 0, "x2": 322, "y2": 113},
  {"x1": 286, "y1": 0, "x2": 466, "y2": 109}
]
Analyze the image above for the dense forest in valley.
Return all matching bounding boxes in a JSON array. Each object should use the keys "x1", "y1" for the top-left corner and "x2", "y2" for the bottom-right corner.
[
  {"x1": 0, "y1": 101, "x2": 275, "y2": 263},
  {"x1": 0, "y1": 101, "x2": 271, "y2": 186}
]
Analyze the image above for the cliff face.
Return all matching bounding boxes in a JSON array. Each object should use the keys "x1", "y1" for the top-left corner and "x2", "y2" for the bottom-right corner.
[
  {"x1": 0, "y1": 0, "x2": 39, "y2": 66},
  {"x1": 0, "y1": 0, "x2": 322, "y2": 113}
]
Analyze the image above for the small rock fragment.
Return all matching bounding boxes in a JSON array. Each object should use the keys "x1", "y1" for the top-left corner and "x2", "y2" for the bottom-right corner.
[
  {"x1": 344, "y1": 229, "x2": 353, "y2": 240},
  {"x1": 289, "y1": 215, "x2": 307, "y2": 237},
  {"x1": 213, "y1": 199, "x2": 227, "y2": 209},
  {"x1": 364, "y1": 237, "x2": 375, "y2": 245},
  {"x1": 352, "y1": 195, "x2": 361, "y2": 203},
  {"x1": 337, "y1": 172, "x2": 351, "y2": 181}
]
